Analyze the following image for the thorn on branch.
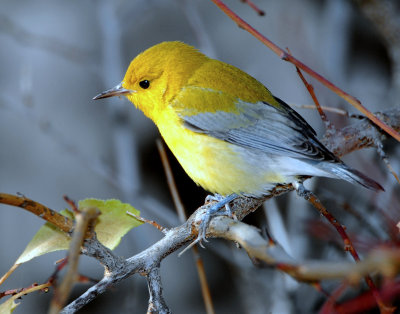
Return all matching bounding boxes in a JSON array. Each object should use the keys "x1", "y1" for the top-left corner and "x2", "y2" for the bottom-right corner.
[
  {"x1": 280, "y1": 51, "x2": 290, "y2": 61},
  {"x1": 240, "y1": 0, "x2": 265, "y2": 16},
  {"x1": 48, "y1": 257, "x2": 69, "y2": 286},
  {"x1": 63, "y1": 195, "x2": 79, "y2": 213},
  {"x1": 126, "y1": 211, "x2": 167, "y2": 234}
]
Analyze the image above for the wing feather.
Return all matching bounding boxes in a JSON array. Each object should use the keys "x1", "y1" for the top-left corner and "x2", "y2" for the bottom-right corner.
[{"x1": 180, "y1": 96, "x2": 339, "y2": 162}]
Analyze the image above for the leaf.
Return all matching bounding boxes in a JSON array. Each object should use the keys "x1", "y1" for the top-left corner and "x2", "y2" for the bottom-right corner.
[
  {"x1": 0, "y1": 298, "x2": 19, "y2": 314},
  {"x1": 16, "y1": 209, "x2": 74, "y2": 264},
  {"x1": 78, "y1": 198, "x2": 142, "y2": 250},
  {"x1": 16, "y1": 199, "x2": 142, "y2": 264}
]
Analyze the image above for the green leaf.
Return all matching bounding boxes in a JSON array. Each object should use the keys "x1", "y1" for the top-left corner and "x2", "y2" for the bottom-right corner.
[
  {"x1": 78, "y1": 198, "x2": 142, "y2": 250},
  {"x1": 16, "y1": 199, "x2": 142, "y2": 264},
  {"x1": 16, "y1": 209, "x2": 74, "y2": 264},
  {"x1": 0, "y1": 298, "x2": 19, "y2": 314}
]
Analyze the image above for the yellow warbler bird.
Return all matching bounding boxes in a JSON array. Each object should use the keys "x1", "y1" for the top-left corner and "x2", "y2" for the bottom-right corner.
[{"x1": 94, "y1": 41, "x2": 382, "y2": 240}]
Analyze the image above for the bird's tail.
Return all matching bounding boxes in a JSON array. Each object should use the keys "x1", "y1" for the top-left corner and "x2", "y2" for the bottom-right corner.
[{"x1": 323, "y1": 163, "x2": 384, "y2": 191}]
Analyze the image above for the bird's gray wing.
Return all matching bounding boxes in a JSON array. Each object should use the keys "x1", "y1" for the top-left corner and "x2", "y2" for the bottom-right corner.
[{"x1": 179, "y1": 96, "x2": 339, "y2": 162}]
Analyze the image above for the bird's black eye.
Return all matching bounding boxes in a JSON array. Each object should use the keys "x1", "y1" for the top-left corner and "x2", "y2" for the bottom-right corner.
[{"x1": 139, "y1": 80, "x2": 150, "y2": 89}]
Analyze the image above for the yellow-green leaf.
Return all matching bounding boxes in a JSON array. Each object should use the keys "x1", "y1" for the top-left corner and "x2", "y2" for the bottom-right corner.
[
  {"x1": 16, "y1": 209, "x2": 74, "y2": 264},
  {"x1": 16, "y1": 199, "x2": 141, "y2": 264},
  {"x1": 0, "y1": 298, "x2": 19, "y2": 314},
  {"x1": 78, "y1": 198, "x2": 142, "y2": 250}
]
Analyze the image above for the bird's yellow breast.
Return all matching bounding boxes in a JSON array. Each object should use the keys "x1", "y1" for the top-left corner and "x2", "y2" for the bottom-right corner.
[{"x1": 155, "y1": 106, "x2": 285, "y2": 196}]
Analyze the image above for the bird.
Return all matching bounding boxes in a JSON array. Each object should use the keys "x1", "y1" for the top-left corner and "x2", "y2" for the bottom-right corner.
[{"x1": 93, "y1": 41, "x2": 383, "y2": 243}]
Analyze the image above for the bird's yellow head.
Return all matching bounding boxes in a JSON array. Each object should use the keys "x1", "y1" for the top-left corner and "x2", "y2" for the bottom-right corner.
[{"x1": 93, "y1": 41, "x2": 208, "y2": 121}]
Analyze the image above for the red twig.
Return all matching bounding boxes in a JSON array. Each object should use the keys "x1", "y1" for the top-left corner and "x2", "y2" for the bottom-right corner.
[
  {"x1": 48, "y1": 257, "x2": 69, "y2": 285},
  {"x1": 293, "y1": 59, "x2": 331, "y2": 127},
  {"x1": 333, "y1": 280, "x2": 400, "y2": 314},
  {"x1": 0, "y1": 193, "x2": 73, "y2": 233},
  {"x1": 126, "y1": 211, "x2": 167, "y2": 233},
  {"x1": 305, "y1": 191, "x2": 391, "y2": 313},
  {"x1": 312, "y1": 282, "x2": 330, "y2": 298},
  {"x1": 76, "y1": 274, "x2": 98, "y2": 285},
  {"x1": 240, "y1": 0, "x2": 265, "y2": 16},
  {"x1": 307, "y1": 194, "x2": 359, "y2": 257},
  {"x1": 0, "y1": 282, "x2": 51, "y2": 300},
  {"x1": 210, "y1": 0, "x2": 400, "y2": 142},
  {"x1": 319, "y1": 282, "x2": 349, "y2": 314},
  {"x1": 64, "y1": 195, "x2": 79, "y2": 213}
]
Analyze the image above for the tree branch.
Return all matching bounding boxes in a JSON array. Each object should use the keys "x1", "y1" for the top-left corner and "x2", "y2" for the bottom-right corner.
[
  {"x1": 56, "y1": 108, "x2": 400, "y2": 312},
  {"x1": 49, "y1": 206, "x2": 100, "y2": 314},
  {"x1": 62, "y1": 198, "x2": 400, "y2": 312},
  {"x1": 0, "y1": 193, "x2": 74, "y2": 233},
  {"x1": 210, "y1": 0, "x2": 400, "y2": 142},
  {"x1": 146, "y1": 267, "x2": 170, "y2": 314}
]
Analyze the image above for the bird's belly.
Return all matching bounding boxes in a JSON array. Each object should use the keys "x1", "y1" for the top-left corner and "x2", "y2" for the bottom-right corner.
[{"x1": 158, "y1": 120, "x2": 288, "y2": 196}]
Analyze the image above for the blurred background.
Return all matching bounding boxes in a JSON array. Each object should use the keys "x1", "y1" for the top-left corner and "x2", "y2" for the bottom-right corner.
[{"x1": 0, "y1": 0, "x2": 399, "y2": 313}]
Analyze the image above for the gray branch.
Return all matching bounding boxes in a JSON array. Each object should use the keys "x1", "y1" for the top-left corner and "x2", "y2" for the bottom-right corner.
[
  {"x1": 146, "y1": 267, "x2": 171, "y2": 314},
  {"x1": 61, "y1": 108, "x2": 400, "y2": 313}
]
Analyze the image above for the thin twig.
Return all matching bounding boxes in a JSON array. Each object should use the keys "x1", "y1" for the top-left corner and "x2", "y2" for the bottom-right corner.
[
  {"x1": 48, "y1": 206, "x2": 100, "y2": 314},
  {"x1": 340, "y1": 202, "x2": 382, "y2": 238},
  {"x1": 126, "y1": 211, "x2": 167, "y2": 234},
  {"x1": 375, "y1": 137, "x2": 400, "y2": 184},
  {"x1": 2, "y1": 282, "x2": 52, "y2": 306},
  {"x1": 61, "y1": 198, "x2": 400, "y2": 313},
  {"x1": 333, "y1": 280, "x2": 399, "y2": 313},
  {"x1": 63, "y1": 195, "x2": 79, "y2": 214},
  {"x1": 0, "y1": 193, "x2": 74, "y2": 233},
  {"x1": 322, "y1": 109, "x2": 400, "y2": 157},
  {"x1": 156, "y1": 139, "x2": 215, "y2": 314},
  {"x1": 290, "y1": 103, "x2": 350, "y2": 116},
  {"x1": 41, "y1": 108, "x2": 400, "y2": 312},
  {"x1": 47, "y1": 257, "x2": 69, "y2": 288},
  {"x1": 210, "y1": 0, "x2": 400, "y2": 142},
  {"x1": 0, "y1": 264, "x2": 20, "y2": 287},
  {"x1": 240, "y1": 0, "x2": 265, "y2": 16},
  {"x1": 293, "y1": 59, "x2": 331, "y2": 127},
  {"x1": 1, "y1": 282, "x2": 46, "y2": 299},
  {"x1": 296, "y1": 186, "x2": 389, "y2": 313},
  {"x1": 156, "y1": 139, "x2": 186, "y2": 222},
  {"x1": 60, "y1": 105, "x2": 400, "y2": 311},
  {"x1": 319, "y1": 281, "x2": 349, "y2": 314}
]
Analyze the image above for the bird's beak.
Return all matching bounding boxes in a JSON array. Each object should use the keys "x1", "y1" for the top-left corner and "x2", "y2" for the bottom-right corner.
[{"x1": 93, "y1": 83, "x2": 134, "y2": 100}]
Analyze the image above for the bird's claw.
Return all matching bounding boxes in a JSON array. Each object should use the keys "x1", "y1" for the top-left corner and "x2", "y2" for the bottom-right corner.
[
  {"x1": 205, "y1": 193, "x2": 224, "y2": 203},
  {"x1": 205, "y1": 194, "x2": 234, "y2": 217},
  {"x1": 179, "y1": 194, "x2": 238, "y2": 256}
]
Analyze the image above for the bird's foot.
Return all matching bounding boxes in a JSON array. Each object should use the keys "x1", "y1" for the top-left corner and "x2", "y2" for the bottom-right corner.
[
  {"x1": 205, "y1": 193, "x2": 234, "y2": 217},
  {"x1": 179, "y1": 194, "x2": 238, "y2": 256},
  {"x1": 292, "y1": 181, "x2": 312, "y2": 200}
]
